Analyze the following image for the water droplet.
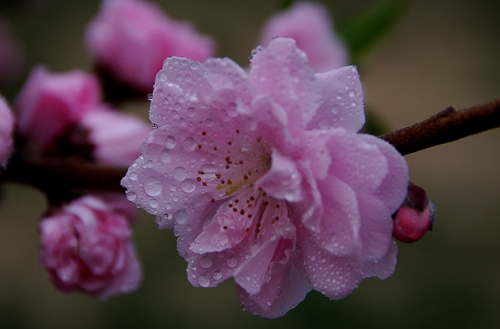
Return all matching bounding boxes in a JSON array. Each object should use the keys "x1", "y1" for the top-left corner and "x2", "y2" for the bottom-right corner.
[
  {"x1": 183, "y1": 137, "x2": 196, "y2": 151},
  {"x1": 336, "y1": 94, "x2": 342, "y2": 100},
  {"x1": 187, "y1": 107, "x2": 196, "y2": 117},
  {"x1": 197, "y1": 275, "x2": 210, "y2": 287},
  {"x1": 160, "y1": 149, "x2": 172, "y2": 163},
  {"x1": 174, "y1": 209, "x2": 188, "y2": 224},
  {"x1": 147, "y1": 93, "x2": 153, "y2": 101},
  {"x1": 145, "y1": 178, "x2": 163, "y2": 196},
  {"x1": 149, "y1": 199, "x2": 159, "y2": 208},
  {"x1": 351, "y1": 101, "x2": 357, "y2": 107},
  {"x1": 348, "y1": 91, "x2": 355, "y2": 97},
  {"x1": 227, "y1": 257, "x2": 238, "y2": 268},
  {"x1": 213, "y1": 270, "x2": 223, "y2": 280},
  {"x1": 190, "y1": 62, "x2": 199, "y2": 70},
  {"x1": 199, "y1": 163, "x2": 218, "y2": 174},
  {"x1": 173, "y1": 166, "x2": 187, "y2": 181},
  {"x1": 152, "y1": 123, "x2": 158, "y2": 129},
  {"x1": 181, "y1": 179, "x2": 196, "y2": 193},
  {"x1": 226, "y1": 102, "x2": 238, "y2": 117},
  {"x1": 266, "y1": 300, "x2": 272, "y2": 307},
  {"x1": 204, "y1": 118, "x2": 213, "y2": 127},
  {"x1": 165, "y1": 136, "x2": 177, "y2": 149},
  {"x1": 262, "y1": 273, "x2": 271, "y2": 283},
  {"x1": 129, "y1": 172, "x2": 138, "y2": 181},
  {"x1": 199, "y1": 256, "x2": 213, "y2": 269},
  {"x1": 126, "y1": 191, "x2": 136, "y2": 202}
]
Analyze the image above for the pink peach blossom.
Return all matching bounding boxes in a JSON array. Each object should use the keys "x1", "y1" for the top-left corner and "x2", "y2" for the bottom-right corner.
[
  {"x1": 0, "y1": 96, "x2": 14, "y2": 168},
  {"x1": 86, "y1": 0, "x2": 215, "y2": 93},
  {"x1": 38, "y1": 195, "x2": 141, "y2": 300},
  {"x1": 14, "y1": 66, "x2": 101, "y2": 153},
  {"x1": 122, "y1": 38, "x2": 408, "y2": 317},
  {"x1": 81, "y1": 108, "x2": 151, "y2": 166},
  {"x1": 259, "y1": 2, "x2": 347, "y2": 73}
]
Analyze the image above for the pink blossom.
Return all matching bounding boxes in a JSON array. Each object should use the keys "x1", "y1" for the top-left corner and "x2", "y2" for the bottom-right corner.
[
  {"x1": 121, "y1": 38, "x2": 408, "y2": 317},
  {"x1": 393, "y1": 182, "x2": 435, "y2": 243},
  {"x1": 38, "y1": 195, "x2": 141, "y2": 300},
  {"x1": 86, "y1": 0, "x2": 215, "y2": 93},
  {"x1": 81, "y1": 108, "x2": 151, "y2": 166},
  {"x1": 0, "y1": 96, "x2": 14, "y2": 168},
  {"x1": 0, "y1": 18, "x2": 25, "y2": 85},
  {"x1": 14, "y1": 66, "x2": 101, "y2": 153},
  {"x1": 259, "y1": 2, "x2": 347, "y2": 73}
]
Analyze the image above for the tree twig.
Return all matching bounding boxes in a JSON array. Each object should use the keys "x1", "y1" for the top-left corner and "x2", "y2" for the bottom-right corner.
[{"x1": 379, "y1": 99, "x2": 500, "y2": 155}]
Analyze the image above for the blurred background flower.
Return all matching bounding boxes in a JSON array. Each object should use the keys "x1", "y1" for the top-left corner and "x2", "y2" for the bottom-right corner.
[{"x1": 0, "y1": 0, "x2": 499, "y2": 328}]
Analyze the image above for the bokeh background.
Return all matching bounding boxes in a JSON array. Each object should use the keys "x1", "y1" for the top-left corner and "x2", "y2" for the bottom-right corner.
[{"x1": 1, "y1": 0, "x2": 499, "y2": 328}]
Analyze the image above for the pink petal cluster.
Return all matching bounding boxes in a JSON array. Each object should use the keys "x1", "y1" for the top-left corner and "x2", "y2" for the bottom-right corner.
[
  {"x1": 38, "y1": 195, "x2": 141, "y2": 300},
  {"x1": 259, "y1": 2, "x2": 347, "y2": 73},
  {"x1": 85, "y1": 0, "x2": 215, "y2": 93},
  {"x1": 14, "y1": 66, "x2": 101, "y2": 152},
  {"x1": 0, "y1": 96, "x2": 15, "y2": 168},
  {"x1": 80, "y1": 109, "x2": 150, "y2": 166},
  {"x1": 14, "y1": 66, "x2": 150, "y2": 165},
  {"x1": 121, "y1": 38, "x2": 408, "y2": 318},
  {"x1": 393, "y1": 182, "x2": 435, "y2": 243}
]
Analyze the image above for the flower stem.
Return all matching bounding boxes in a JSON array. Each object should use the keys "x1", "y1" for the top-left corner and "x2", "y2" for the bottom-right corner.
[{"x1": 379, "y1": 99, "x2": 500, "y2": 155}]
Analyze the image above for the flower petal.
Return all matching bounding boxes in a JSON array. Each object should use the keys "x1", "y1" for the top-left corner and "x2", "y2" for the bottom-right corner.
[
  {"x1": 249, "y1": 38, "x2": 321, "y2": 132},
  {"x1": 307, "y1": 66, "x2": 365, "y2": 132}
]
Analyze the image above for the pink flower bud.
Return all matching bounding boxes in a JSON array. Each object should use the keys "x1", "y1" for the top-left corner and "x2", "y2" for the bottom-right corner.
[
  {"x1": 259, "y1": 2, "x2": 347, "y2": 73},
  {"x1": 14, "y1": 66, "x2": 101, "y2": 153},
  {"x1": 85, "y1": 0, "x2": 215, "y2": 94},
  {"x1": 38, "y1": 195, "x2": 142, "y2": 299},
  {"x1": 393, "y1": 182, "x2": 435, "y2": 243},
  {"x1": 80, "y1": 108, "x2": 150, "y2": 166},
  {"x1": 0, "y1": 96, "x2": 15, "y2": 168}
]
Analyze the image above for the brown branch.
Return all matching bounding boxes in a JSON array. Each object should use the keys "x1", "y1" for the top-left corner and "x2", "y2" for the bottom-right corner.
[
  {"x1": 5, "y1": 156, "x2": 127, "y2": 193},
  {"x1": 3, "y1": 99, "x2": 500, "y2": 195},
  {"x1": 379, "y1": 99, "x2": 500, "y2": 155}
]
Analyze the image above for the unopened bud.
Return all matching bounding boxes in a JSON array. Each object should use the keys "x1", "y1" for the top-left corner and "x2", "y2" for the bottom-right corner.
[{"x1": 393, "y1": 182, "x2": 435, "y2": 243}]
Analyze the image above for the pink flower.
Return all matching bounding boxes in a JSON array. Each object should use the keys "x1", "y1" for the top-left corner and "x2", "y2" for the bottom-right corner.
[
  {"x1": 393, "y1": 182, "x2": 435, "y2": 243},
  {"x1": 121, "y1": 38, "x2": 408, "y2": 317},
  {"x1": 0, "y1": 96, "x2": 15, "y2": 168},
  {"x1": 38, "y1": 195, "x2": 141, "y2": 300},
  {"x1": 14, "y1": 66, "x2": 101, "y2": 153},
  {"x1": 259, "y1": 2, "x2": 347, "y2": 73},
  {"x1": 80, "y1": 109, "x2": 151, "y2": 166},
  {"x1": 86, "y1": 0, "x2": 215, "y2": 93}
]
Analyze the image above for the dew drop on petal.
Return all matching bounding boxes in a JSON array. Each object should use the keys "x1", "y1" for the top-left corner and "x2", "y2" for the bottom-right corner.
[
  {"x1": 174, "y1": 209, "x2": 188, "y2": 224},
  {"x1": 129, "y1": 172, "x2": 138, "y2": 181},
  {"x1": 145, "y1": 178, "x2": 163, "y2": 196},
  {"x1": 199, "y1": 256, "x2": 213, "y2": 269},
  {"x1": 150, "y1": 199, "x2": 159, "y2": 208},
  {"x1": 227, "y1": 257, "x2": 238, "y2": 268},
  {"x1": 349, "y1": 90, "x2": 355, "y2": 97},
  {"x1": 181, "y1": 179, "x2": 196, "y2": 193},
  {"x1": 126, "y1": 191, "x2": 136, "y2": 202},
  {"x1": 160, "y1": 149, "x2": 172, "y2": 163},
  {"x1": 204, "y1": 118, "x2": 213, "y2": 127},
  {"x1": 173, "y1": 166, "x2": 187, "y2": 181},
  {"x1": 213, "y1": 270, "x2": 223, "y2": 280},
  {"x1": 183, "y1": 137, "x2": 196, "y2": 151},
  {"x1": 165, "y1": 136, "x2": 177, "y2": 149},
  {"x1": 198, "y1": 275, "x2": 210, "y2": 287},
  {"x1": 187, "y1": 106, "x2": 196, "y2": 117}
]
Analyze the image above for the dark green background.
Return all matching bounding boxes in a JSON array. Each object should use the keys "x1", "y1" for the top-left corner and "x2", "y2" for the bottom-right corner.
[{"x1": 1, "y1": 0, "x2": 499, "y2": 328}]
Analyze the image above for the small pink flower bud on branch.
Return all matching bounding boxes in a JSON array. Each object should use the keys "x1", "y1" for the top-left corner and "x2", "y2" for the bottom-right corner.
[{"x1": 393, "y1": 182, "x2": 435, "y2": 243}]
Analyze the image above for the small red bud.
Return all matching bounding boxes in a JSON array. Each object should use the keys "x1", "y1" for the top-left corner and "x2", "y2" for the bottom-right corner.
[{"x1": 393, "y1": 182, "x2": 435, "y2": 243}]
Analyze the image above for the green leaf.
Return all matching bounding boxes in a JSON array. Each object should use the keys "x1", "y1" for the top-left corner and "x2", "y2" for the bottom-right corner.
[{"x1": 338, "y1": 0, "x2": 408, "y2": 64}]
